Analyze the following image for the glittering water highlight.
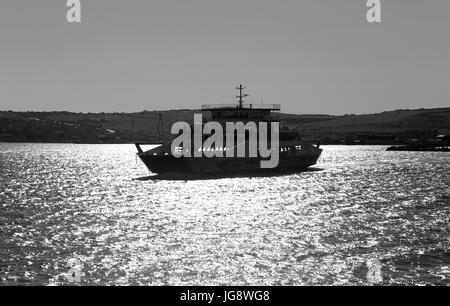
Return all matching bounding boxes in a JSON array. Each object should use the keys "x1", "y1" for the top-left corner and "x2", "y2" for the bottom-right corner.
[{"x1": 0, "y1": 143, "x2": 449, "y2": 285}]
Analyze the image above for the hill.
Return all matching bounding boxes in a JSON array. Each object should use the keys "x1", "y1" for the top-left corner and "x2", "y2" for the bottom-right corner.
[{"x1": 0, "y1": 108, "x2": 449, "y2": 144}]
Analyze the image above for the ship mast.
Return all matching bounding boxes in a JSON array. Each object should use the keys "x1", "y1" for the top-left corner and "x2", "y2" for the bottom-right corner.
[{"x1": 236, "y1": 84, "x2": 249, "y2": 108}]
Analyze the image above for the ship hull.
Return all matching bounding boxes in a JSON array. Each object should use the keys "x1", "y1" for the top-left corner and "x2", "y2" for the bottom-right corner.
[{"x1": 137, "y1": 149, "x2": 322, "y2": 177}]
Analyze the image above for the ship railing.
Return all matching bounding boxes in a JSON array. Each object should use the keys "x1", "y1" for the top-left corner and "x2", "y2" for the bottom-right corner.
[{"x1": 201, "y1": 104, "x2": 281, "y2": 111}]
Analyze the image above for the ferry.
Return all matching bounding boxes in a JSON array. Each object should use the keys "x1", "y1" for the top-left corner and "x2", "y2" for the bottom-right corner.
[{"x1": 135, "y1": 85, "x2": 322, "y2": 177}]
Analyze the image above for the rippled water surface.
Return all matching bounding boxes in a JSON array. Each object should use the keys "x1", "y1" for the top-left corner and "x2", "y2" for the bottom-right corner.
[{"x1": 0, "y1": 143, "x2": 449, "y2": 285}]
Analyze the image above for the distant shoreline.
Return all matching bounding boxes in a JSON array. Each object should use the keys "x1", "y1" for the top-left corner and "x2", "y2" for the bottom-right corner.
[
  {"x1": 1, "y1": 107, "x2": 449, "y2": 145},
  {"x1": 0, "y1": 142, "x2": 401, "y2": 147}
]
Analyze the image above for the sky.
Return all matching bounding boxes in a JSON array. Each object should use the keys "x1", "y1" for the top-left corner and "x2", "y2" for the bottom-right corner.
[{"x1": 0, "y1": 0, "x2": 449, "y2": 115}]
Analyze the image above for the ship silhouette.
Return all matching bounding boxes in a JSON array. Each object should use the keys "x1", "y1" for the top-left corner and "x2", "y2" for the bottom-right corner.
[{"x1": 135, "y1": 85, "x2": 322, "y2": 177}]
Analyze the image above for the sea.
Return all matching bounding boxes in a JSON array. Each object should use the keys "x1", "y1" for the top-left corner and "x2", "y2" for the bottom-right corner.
[{"x1": 0, "y1": 143, "x2": 449, "y2": 285}]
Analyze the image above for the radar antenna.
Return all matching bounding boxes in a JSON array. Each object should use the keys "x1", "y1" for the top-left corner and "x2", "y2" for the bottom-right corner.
[{"x1": 236, "y1": 84, "x2": 249, "y2": 108}]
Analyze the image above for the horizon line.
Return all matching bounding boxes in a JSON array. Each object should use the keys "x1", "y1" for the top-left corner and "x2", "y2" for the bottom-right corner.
[{"x1": 1, "y1": 106, "x2": 449, "y2": 117}]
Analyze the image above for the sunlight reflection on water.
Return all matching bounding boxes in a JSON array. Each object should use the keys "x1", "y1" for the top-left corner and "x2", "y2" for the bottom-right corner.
[{"x1": 0, "y1": 143, "x2": 449, "y2": 285}]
